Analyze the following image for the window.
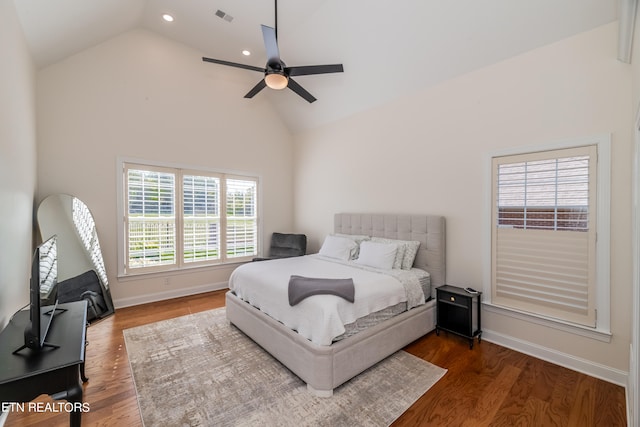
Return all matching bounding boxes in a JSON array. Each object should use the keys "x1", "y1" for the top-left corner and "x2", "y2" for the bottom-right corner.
[
  {"x1": 490, "y1": 141, "x2": 609, "y2": 330},
  {"x1": 121, "y1": 162, "x2": 258, "y2": 275}
]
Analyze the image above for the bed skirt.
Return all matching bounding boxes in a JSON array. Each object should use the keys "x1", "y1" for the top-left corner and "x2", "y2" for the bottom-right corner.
[{"x1": 225, "y1": 290, "x2": 436, "y2": 397}]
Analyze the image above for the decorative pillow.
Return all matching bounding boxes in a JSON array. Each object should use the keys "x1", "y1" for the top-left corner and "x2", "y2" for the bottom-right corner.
[
  {"x1": 355, "y1": 241, "x2": 398, "y2": 270},
  {"x1": 371, "y1": 237, "x2": 421, "y2": 270},
  {"x1": 401, "y1": 241, "x2": 421, "y2": 270},
  {"x1": 369, "y1": 237, "x2": 405, "y2": 269},
  {"x1": 333, "y1": 233, "x2": 370, "y2": 259},
  {"x1": 318, "y1": 235, "x2": 358, "y2": 261}
]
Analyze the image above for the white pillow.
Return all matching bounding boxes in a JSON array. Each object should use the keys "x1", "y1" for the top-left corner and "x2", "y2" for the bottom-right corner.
[
  {"x1": 355, "y1": 241, "x2": 398, "y2": 270},
  {"x1": 319, "y1": 235, "x2": 358, "y2": 260},
  {"x1": 333, "y1": 233, "x2": 370, "y2": 259},
  {"x1": 369, "y1": 237, "x2": 405, "y2": 269},
  {"x1": 371, "y1": 237, "x2": 421, "y2": 270}
]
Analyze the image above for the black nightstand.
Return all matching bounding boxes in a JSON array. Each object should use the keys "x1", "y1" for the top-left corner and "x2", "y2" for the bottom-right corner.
[{"x1": 435, "y1": 285, "x2": 482, "y2": 349}]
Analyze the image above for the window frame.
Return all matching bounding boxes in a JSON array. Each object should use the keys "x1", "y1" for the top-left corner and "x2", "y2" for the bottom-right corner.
[
  {"x1": 483, "y1": 135, "x2": 611, "y2": 340},
  {"x1": 117, "y1": 159, "x2": 261, "y2": 277}
]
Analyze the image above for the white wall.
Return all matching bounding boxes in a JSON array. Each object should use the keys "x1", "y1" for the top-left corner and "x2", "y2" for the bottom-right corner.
[
  {"x1": 36, "y1": 29, "x2": 295, "y2": 307},
  {"x1": 0, "y1": 0, "x2": 37, "y2": 328},
  {"x1": 293, "y1": 22, "x2": 633, "y2": 376}
]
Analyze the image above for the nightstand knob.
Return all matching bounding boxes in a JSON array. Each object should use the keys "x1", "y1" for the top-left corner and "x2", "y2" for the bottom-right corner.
[{"x1": 450, "y1": 296, "x2": 455, "y2": 302}]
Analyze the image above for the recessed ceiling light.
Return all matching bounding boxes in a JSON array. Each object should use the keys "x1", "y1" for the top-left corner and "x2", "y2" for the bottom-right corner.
[
  {"x1": 162, "y1": 14, "x2": 174, "y2": 22},
  {"x1": 242, "y1": 50, "x2": 251, "y2": 56}
]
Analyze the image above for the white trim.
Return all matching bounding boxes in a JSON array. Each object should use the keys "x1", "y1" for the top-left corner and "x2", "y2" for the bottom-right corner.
[
  {"x1": 117, "y1": 156, "x2": 261, "y2": 179},
  {"x1": 116, "y1": 259, "x2": 246, "y2": 281},
  {"x1": 631, "y1": 344, "x2": 637, "y2": 427},
  {"x1": 483, "y1": 302, "x2": 611, "y2": 342},
  {"x1": 483, "y1": 134, "x2": 611, "y2": 333},
  {"x1": 481, "y1": 328, "x2": 628, "y2": 387},
  {"x1": 113, "y1": 281, "x2": 228, "y2": 309},
  {"x1": 629, "y1": 108, "x2": 640, "y2": 427},
  {"x1": 595, "y1": 135, "x2": 612, "y2": 332}
]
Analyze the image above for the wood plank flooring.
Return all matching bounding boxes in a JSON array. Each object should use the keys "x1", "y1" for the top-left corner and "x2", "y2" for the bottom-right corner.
[{"x1": 5, "y1": 290, "x2": 627, "y2": 426}]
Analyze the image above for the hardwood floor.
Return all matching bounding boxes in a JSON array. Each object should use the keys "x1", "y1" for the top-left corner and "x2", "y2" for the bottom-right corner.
[{"x1": 5, "y1": 290, "x2": 627, "y2": 426}]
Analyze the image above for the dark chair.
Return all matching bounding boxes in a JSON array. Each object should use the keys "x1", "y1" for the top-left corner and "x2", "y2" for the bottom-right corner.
[{"x1": 253, "y1": 232, "x2": 307, "y2": 261}]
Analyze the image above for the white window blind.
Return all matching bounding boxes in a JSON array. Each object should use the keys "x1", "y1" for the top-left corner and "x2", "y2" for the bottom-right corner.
[
  {"x1": 126, "y1": 167, "x2": 176, "y2": 271},
  {"x1": 123, "y1": 163, "x2": 258, "y2": 274},
  {"x1": 183, "y1": 174, "x2": 220, "y2": 263},
  {"x1": 491, "y1": 145, "x2": 597, "y2": 327},
  {"x1": 72, "y1": 197, "x2": 108, "y2": 287},
  {"x1": 226, "y1": 178, "x2": 258, "y2": 259}
]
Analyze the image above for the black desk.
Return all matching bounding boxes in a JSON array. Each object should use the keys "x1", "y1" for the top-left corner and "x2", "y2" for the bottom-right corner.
[{"x1": 0, "y1": 301, "x2": 88, "y2": 426}]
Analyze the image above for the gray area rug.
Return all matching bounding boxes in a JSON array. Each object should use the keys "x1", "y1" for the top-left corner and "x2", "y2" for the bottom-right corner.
[{"x1": 123, "y1": 307, "x2": 446, "y2": 426}]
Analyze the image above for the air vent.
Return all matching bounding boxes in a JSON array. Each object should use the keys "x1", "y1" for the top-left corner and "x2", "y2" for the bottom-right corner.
[{"x1": 215, "y1": 9, "x2": 234, "y2": 22}]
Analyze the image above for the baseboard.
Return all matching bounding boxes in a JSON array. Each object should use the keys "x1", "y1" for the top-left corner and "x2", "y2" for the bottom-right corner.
[
  {"x1": 482, "y1": 329, "x2": 629, "y2": 387},
  {"x1": 113, "y1": 282, "x2": 228, "y2": 309}
]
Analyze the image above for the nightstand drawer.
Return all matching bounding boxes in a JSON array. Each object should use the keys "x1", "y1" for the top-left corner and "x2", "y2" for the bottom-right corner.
[{"x1": 437, "y1": 290, "x2": 471, "y2": 308}]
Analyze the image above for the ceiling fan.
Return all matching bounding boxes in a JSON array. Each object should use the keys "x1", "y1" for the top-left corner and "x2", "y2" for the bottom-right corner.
[{"x1": 202, "y1": 0, "x2": 344, "y2": 103}]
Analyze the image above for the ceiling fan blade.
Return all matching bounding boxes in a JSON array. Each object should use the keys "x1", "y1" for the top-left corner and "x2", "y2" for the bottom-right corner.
[
  {"x1": 244, "y1": 79, "x2": 267, "y2": 98},
  {"x1": 286, "y1": 64, "x2": 344, "y2": 76},
  {"x1": 287, "y1": 78, "x2": 317, "y2": 103},
  {"x1": 261, "y1": 25, "x2": 281, "y2": 66},
  {"x1": 202, "y1": 57, "x2": 266, "y2": 73}
]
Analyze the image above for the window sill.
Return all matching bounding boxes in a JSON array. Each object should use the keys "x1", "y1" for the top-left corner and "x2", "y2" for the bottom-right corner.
[
  {"x1": 117, "y1": 259, "x2": 249, "y2": 282},
  {"x1": 482, "y1": 302, "x2": 612, "y2": 343}
]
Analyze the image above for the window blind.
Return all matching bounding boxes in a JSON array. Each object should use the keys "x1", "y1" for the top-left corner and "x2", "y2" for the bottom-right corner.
[
  {"x1": 491, "y1": 145, "x2": 597, "y2": 326},
  {"x1": 123, "y1": 163, "x2": 259, "y2": 274},
  {"x1": 126, "y1": 167, "x2": 176, "y2": 270},
  {"x1": 183, "y1": 174, "x2": 220, "y2": 263},
  {"x1": 226, "y1": 178, "x2": 257, "y2": 258},
  {"x1": 72, "y1": 197, "x2": 108, "y2": 286}
]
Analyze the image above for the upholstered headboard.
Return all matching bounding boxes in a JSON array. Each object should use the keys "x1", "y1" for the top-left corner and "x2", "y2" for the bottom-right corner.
[{"x1": 334, "y1": 213, "x2": 446, "y2": 288}]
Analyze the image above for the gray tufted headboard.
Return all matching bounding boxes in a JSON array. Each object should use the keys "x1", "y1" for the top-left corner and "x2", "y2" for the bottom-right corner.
[{"x1": 334, "y1": 213, "x2": 446, "y2": 288}]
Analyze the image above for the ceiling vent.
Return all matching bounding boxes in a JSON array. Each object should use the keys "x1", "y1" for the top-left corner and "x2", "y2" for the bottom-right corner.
[{"x1": 215, "y1": 9, "x2": 234, "y2": 23}]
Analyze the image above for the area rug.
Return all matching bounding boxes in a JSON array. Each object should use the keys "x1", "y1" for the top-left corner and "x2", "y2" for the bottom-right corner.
[{"x1": 123, "y1": 307, "x2": 446, "y2": 427}]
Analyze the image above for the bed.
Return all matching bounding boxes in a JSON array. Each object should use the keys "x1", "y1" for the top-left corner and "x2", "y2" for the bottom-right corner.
[{"x1": 225, "y1": 213, "x2": 446, "y2": 396}]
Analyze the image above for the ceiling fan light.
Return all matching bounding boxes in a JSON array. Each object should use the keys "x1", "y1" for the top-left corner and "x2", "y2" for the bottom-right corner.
[{"x1": 265, "y1": 73, "x2": 288, "y2": 90}]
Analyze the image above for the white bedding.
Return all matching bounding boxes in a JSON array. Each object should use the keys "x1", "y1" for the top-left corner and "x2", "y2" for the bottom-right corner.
[{"x1": 228, "y1": 254, "x2": 427, "y2": 345}]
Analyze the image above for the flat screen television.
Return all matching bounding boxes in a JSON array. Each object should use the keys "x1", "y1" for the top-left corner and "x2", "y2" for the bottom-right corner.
[{"x1": 15, "y1": 235, "x2": 61, "y2": 353}]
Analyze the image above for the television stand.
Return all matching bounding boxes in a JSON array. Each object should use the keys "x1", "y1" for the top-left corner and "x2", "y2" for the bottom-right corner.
[
  {"x1": 12, "y1": 307, "x2": 68, "y2": 354},
  {"x1": 0, "y1": 301, "x2": 88, "y2": 427},
  {"x1": 45, "y1": 306, "x2": 68, "y2": 316},
  {"x1": 12, "y1": 340, "x2": 60, "y2": 354}
]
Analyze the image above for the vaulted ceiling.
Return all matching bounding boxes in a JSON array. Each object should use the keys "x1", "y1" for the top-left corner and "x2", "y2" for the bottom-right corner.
[{"x1": 14, "y1": 0, "x2": 619, "y2": 132}]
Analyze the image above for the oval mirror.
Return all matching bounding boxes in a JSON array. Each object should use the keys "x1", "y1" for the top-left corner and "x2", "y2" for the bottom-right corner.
[{"x1": 37, "y1": 194, "x2": 114, "y2": 322}]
